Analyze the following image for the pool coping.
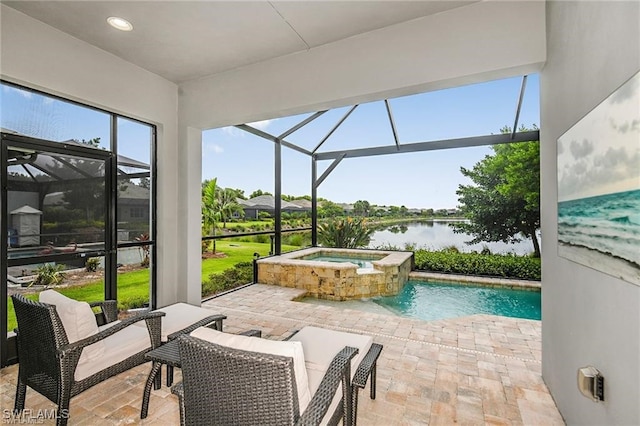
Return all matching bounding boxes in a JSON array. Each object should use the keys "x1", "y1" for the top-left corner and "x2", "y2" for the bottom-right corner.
[{"x1": 409, "y1": 271, "x2": 541, "y2": 291}]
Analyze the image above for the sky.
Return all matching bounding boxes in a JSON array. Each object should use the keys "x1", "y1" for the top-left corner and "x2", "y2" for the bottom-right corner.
[
  {"x1": 203, "y1": 74, "x2": 540, "y2": 209},
  {"x1": 1, "y1": 84, "x2": 153, "y2": 170},
  {"x1": 1, "y1": 74, "x2": 541, "y2": 210},
  {"x1": 557, "y1": 71, "x2": 640, "y2": 202}
]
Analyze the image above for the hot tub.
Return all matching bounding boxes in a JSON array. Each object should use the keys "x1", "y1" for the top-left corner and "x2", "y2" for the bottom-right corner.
[{"x1": 256, "y1": 247, "x2": 414, "y2": 300}]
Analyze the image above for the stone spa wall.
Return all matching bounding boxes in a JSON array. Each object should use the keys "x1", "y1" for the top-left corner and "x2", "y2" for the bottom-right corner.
[{"x1": 256, "y1": 247, "x2": 414, "y2": 300}]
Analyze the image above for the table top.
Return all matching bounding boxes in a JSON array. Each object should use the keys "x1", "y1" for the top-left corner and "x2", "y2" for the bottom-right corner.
[
  {"x1": 145, "y1": 339, "x2": 181, "y2": 366},
  {"x1": 145, "y1": 329, "x2": 263, "y2": 367}
]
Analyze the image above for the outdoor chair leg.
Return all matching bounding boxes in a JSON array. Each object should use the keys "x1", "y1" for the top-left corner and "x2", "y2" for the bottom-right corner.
[
  {"x1": 55, "y1": 385, "x2": 72, "y2": 426},
  {"x1": 370, "y1": 363, "x2": 377, "y2": 400},
  {"x1": 141, "y1": 361, "x2": 162, "y2": 419},
  {"x1": 167, "y1": 365, "x2": 174, "y2": 387},
  {"x1": 13, "y1": 377, "x2": 26, "y2": 412},
  {"x1": 350, "y1": 388, "x2": 359, "y2": 426}
]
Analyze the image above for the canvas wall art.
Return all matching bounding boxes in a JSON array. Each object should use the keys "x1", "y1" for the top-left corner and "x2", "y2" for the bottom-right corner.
[{"x1": 557, "y1": 70, "x2": 640, "y2": 286}]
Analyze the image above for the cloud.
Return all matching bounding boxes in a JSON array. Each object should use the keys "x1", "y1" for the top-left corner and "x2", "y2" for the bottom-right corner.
[
  {"x1": 3, "y1": 86, "x2": 32, "y2": 99},
  {"x1": 203, "y1": 142, "x2": 224, "y2": 156},
  {"x1": 609, "y1": 72, "x2": 638, "y2": 105},
  {"x1": 569, "y1": 138, "x2": 594, "y2": 159},
  {"x1": 610, "y1": 118, "x2": 640, "y2": 134},
  {"x1": 221, "y1": 126, "x2": 243, "y2": 137},
  {"x1": 557, "y1": 140, "x2": 564, "y2": 155},
  {"x1": 248, "y1": 119, "x2": 272, "y2": 130},
  {"x1": 559, "y1": 145, "x2": 640, "y2": 200}
]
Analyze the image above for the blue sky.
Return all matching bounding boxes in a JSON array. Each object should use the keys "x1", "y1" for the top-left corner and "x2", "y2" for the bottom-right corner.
[
  {"x1": 203, "y1": 74, "x2": 540, "y2": 209},
  {"x1": 1, "y1": 84, "x2": 153, "y2": 167},
  {"x1": 1, "y1": 74, "x2": 540, "y2": 210}
]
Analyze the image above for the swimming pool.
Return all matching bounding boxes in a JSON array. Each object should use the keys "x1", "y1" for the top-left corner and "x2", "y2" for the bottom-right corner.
[{"x1": 372, "y1": 281, "x2": 541, "y2": 321}]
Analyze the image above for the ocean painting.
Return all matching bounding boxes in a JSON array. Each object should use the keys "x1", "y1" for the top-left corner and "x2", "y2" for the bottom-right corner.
[{"x1": 557, "y1": 71, "x2": 640, "y2": 286}]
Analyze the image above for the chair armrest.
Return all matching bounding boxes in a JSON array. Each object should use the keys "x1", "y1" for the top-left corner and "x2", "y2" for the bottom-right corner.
[
  {"x1": 171, "y1": 381, "x2": 184, "y2": 399},
  {"x1": 58, "y1": 311, "x2": 166, "y2": 358},
  {"x1": 297, "y1": 346, "x2": 359, "y2": 426},
  {"x1": 166, "y1": 314, "x2": 227, "y2": 341},
  {"x1": 89, "y1": 300, "x2": 118, "y2": 324},
  {"x1": 352, "y1": 343, "x2": 383, "y2": 389}
]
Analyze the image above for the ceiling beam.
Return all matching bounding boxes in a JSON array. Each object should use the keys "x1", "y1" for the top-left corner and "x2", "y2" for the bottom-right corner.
[
  {"x1": 311, "y1": 105, "x2": 358, "y2": 154},
  {"x1": 235, "y1": 124, "x2": 311, "y2": 156},
  {"x1": 315, "y1": 130, "x2": 540, "y2": 161},
  {"x1": 512, "y1": 75, "x2": 528, "y2": 139},
  {"x1": 278, "y1": 110, "x2": 327, "y2": 140},
  {"x1": 384, "y1": 99, "x2": 400, "y2": 149}
]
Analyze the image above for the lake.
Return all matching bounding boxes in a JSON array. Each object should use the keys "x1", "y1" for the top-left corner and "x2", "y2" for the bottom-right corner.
[{"x1": 368, "y1": 220, "x2": 536, "y2": 255}]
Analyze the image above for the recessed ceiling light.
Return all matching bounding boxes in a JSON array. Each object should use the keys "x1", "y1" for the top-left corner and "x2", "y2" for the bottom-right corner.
[{"x1": 107, "y1": 16, "x2": 133, "y2": 32}]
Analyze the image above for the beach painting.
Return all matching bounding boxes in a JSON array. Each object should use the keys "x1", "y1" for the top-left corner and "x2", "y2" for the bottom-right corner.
[{"x1": 557, "y1": 70, "x2": 640, "y2": 286}]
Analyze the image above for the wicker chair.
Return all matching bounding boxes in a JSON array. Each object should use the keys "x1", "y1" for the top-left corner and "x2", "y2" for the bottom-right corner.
[
  {"x1": 11, "y1": 293, "x2": 164, "y2": 426},
  {"x1": 172, "y1": 333, "x2": 359, "y2": 426}
]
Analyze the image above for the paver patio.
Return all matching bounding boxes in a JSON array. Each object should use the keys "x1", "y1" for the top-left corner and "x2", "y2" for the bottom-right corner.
[{"x1": 1, "y1": 284, "x2": 564, "y2": 425}]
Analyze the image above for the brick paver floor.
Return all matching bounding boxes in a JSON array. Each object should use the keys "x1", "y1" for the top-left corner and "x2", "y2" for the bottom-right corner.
[{"x1": 1, "y1": 284, "x2": 564, "y2": 425}]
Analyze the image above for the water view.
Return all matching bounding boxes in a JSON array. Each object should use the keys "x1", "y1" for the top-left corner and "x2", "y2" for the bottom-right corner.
[{"x1": 368, "y1": 220, "x2": 536, "y2": 255}]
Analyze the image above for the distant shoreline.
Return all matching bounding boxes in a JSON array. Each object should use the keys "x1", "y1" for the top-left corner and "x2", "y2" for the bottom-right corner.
[{"x1": 558, "y1": 242, "x2": 640, "y2": 286}]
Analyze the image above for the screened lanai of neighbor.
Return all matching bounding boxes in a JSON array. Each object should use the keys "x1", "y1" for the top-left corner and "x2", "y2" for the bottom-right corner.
[{"x1": 1, "y1": 1, "x2": 638, "y2": 425}]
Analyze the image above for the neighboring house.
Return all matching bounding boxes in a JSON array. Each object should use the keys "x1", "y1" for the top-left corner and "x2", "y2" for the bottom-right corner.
[
  {"x1": 238, "y1": 195, "x2": 309, "y2": 219},
  {"x1": 337, "y1": 203, "x2": 354, "y2": 215},
  {"x1": 117, "y1": 184, "x2": 151, "y2": 222},
  {"x1": 43, "y1": 184, "x2": 150, "y2": 222}
]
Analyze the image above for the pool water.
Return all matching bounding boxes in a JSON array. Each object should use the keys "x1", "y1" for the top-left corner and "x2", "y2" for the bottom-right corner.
[
  {"x1": 300, "y1": 254, "x2": 381, "y2": 269},
  {"x1": 372, "y1": 281, "x2": 541, "y2": 321}
]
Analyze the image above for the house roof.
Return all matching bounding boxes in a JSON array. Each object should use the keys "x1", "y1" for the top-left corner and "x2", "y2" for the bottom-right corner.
[
  {"x1": 10, "y1": 205, "x2": 42, "y2": 215},
  {"x1": 240, "y1": 195, "x2": 307, "y2": 211}
]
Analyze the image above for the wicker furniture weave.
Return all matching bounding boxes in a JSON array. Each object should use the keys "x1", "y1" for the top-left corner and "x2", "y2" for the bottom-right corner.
[
  {"x1": 287, "y1": 327, "x2": 384, "y2": 426},
  {"x1": 11, "y1": 294, "x2": 164, "y2": 426},
  {"x1": 172, "y1": 334, "x2": 359, "y2": 426},
  {"x1": 141, "y1": 329, "x2": 262, "y2": 418}
]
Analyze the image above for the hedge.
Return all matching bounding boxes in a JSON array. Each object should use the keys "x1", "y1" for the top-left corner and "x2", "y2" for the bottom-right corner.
[
  {"x1": 413, "y1": 249, "x2": 541, "y2": 281},
  {"x1": 202, "y1": 261, "x2": 254, "y2": 297}
]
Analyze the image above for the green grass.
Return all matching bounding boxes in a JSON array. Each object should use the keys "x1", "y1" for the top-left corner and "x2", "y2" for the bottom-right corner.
[
  {"x1": 202, "y1": 240, "x2": 300, "y2": 278},
  {"x1": 7, "y1": 241, "x2": 301, "y2": 332},
  {"x1": 218, "y1": 220, "x2": 271, "y2": 229}
]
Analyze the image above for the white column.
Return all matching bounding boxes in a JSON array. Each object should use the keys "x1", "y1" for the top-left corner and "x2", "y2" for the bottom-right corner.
[{"x1": 177, "y1": 125, "x2": 203, "y2": 305}]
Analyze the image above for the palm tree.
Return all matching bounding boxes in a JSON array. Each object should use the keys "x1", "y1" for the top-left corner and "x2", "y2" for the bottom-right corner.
[
  {"x1": 217, "y1": 188, "x2": 244, "y2": 228},
  {"x1": 202, "y1": 178, "x2": 220, "y2": 253}
]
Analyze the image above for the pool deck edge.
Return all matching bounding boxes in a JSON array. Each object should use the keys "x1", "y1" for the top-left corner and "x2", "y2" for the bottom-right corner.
[{"x1": 409, "y1": 271, "x2": 541, "y2": 290}]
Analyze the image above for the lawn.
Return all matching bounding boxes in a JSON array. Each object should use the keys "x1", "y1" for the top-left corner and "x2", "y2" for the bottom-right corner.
[
  {"x1": 201, "y1": 240, "x2": 300, "y2": 278},
  {"x1": 7, "y1": 240, "x2": 302, "y2": 332}
]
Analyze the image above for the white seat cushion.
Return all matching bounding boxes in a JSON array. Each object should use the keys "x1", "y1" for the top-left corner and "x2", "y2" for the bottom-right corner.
[
  {"x1": 289, "y1": 326, "x2": 373, "y2": 382},
  {"x1": 289, "y1": 326, "x2": 373, "y2": 426},
  {"x1": 190, "y1": 327, "x2": 312, "y2": 414},
  {"x1": 74, "y1": 319, "x2": 151, "y2": 381},
  {"x1": 39, "y1": 290, "x2": 103, "y2": 364},
  {"x1": 133, "y1": 302, "x2": 218, "y2": 341}
]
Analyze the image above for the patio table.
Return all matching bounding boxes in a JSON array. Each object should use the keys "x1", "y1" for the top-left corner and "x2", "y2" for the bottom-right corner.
[{"x1": 140, "y1": 329, "x2": 262, "y2": 419}]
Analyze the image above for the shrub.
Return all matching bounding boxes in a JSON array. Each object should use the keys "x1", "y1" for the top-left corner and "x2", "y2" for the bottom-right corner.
[
  {"x1": 85, "y1": 257, "x2": 101, "y2": 272},
  {"x1": 282, "y1": 232, "x2": 310, "y2": 247},
  {"x1": 117, "y1": 295, "x2": 149, "y2": 311},
  {"x1": 317, "y1": 217, "x2": 373, "y2": 248},
  {"x1": 32, "y1": 264, "x2": 66, "y2": 287},
  {"x1": 414, "y1": 249, "x2": 541, "y2": 280},
  {"x1": 202, "y1": 261, "x2": 254, "y2": 298}
]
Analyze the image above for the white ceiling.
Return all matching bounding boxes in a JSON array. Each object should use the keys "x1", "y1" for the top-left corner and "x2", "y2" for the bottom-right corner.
[{"x1": 3, "y1": 1, "x2": 476, "y2": 83}]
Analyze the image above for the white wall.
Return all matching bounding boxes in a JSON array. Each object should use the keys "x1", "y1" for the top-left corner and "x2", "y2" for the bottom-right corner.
[
  {"x1": 541, "y1": 1, "x2": 640, "y2": 424},
  {"x1": 180, "y1": 0, "x2": 547, "y2": 130},
  {"x1": 0, "y1": 5, "x2": 181, "y2": 307}
]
